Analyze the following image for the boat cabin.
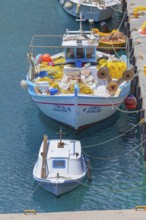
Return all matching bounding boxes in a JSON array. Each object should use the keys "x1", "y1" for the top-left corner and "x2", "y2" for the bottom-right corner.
[
  {"x1": 36, "y1": 139, "x2": 85, "y2": 178},
  {"x1": 48, "y1": 140, "x2": 83, "y2": 176},
  {"x1": 62, "y1": 30, "x2": 99, "y2": 65},
  {"x1": 61, "y1": 28, "x2": 99, "y2": 80}
]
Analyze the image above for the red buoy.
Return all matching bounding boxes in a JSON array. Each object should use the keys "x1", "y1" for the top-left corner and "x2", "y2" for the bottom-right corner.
[
  {"x1": 124, "y1": 94, "x2": 137, "y2": 110},
  {"x1": 41, "y1": 54, "x2": 52, "y2": 62}
]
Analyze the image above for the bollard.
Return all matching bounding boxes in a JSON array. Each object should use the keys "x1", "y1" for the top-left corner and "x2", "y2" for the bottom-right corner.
[
  {"x1": 133, "y1": 75, "x2": 139, "y2": 86},
  {"x1": 132, "y1": 56, "x2": 136, "y2": 66},
  {"x1": 131, "y1": 81, "x2": 136, "y2": 95},
  {"x1": 144, "y1": 135, "x2": 146, "y2": 161},
  {"x1": 131, "y1": 75, "x2": 139, "y2": 96},
  {"x1": 133, "y1": 66, "x2": 137, "y2": 74},
  {"x1": 137, "y1": 97, "x2": 142, "y2": 110},
  {"x1": 138, "y1": 109, "x2": 145, "y2": 127},
  {"x1": 128, "y1": 38, "x2": 133, "y2": 48},
  {"x1": 142, "y1": 122, "x2": 146, "y2": 137},
  {"x1": 136, "y1": 86, "x2": 141, "y2": 99},
  {"x1": 127, "y1": 30, "x2": 131, "y2": 38},
  {"x1": 127, "y1": 22, "x2": 130, "y2": 31},
  {"x1": 122, "y1": 2, "x2": 127, "y2": 11},
  {"x1": 124, "y1": 14, "x2": 128, "y2": 23},
  {"x1": 127, "y1": 38, "x2": 132, "y2": 57}
]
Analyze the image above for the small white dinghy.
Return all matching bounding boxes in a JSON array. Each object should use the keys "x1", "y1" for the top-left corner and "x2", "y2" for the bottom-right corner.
[{"x1": 33, "y1": 128, "x2": 87, "y2": 196}]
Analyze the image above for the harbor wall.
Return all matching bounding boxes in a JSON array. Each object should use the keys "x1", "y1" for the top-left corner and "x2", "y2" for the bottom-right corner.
[{"x1": 123, "y1": 0, "x2": 146, "y2": 160}]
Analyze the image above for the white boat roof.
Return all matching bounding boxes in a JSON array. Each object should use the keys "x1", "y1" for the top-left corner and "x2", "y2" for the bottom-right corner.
[
  {"x1": 40, "y1": 139, "x2": 82, "y2": 159},
  {"x1": 70, "y1": 0, "x2": 120, "y2": 6},
  {"x1": 62, "y1": 31, "x2": 99, "y2": 47}
]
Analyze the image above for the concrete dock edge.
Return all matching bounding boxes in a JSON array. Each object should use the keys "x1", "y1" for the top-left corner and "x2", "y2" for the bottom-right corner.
[{"x1": 0, "y1": 209, "x2": 146, "y2": 220}]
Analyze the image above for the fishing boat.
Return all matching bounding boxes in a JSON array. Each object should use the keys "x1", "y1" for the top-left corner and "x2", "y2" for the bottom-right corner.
[
  {"x1": 92, "y1": 28, "x2": 126, "y2": 51},
  {"x1": 58, "y1": 0, "x2": 121, "y2": 23},
  {"x1": 21, "y1": 15, "x2": 134, "y2": 131},
  {"x1": 33, "y1": 128, "x2": 87, "y2": 196}
]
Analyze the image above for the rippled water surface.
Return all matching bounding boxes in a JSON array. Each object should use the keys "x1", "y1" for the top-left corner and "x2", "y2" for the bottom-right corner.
[{"x1": 0, "y1": 0, "x2": 146, "y2": 214}]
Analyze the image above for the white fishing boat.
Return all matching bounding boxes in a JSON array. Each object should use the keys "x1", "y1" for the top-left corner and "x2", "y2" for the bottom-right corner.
[
  {"x1": 33, "y1": 128, "x2": 87, "y2": 196},
  {"x1": 58, "y1": 0, "x2": 121, "y2": 22},
  {"x1": 21, "y1": 15, "x2": 134, "y2": 131}
]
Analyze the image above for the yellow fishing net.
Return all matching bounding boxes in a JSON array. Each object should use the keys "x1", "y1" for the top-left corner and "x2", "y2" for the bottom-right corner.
[
  {"x1": 40, "y1": 57, "x2": 65, "y2": 80},
  {"x1": 38, "y1": 57, "x2": 93, "y2": 94},
  {"x1": 98, "y1": 59, "x2": 127, "y2": 79}
]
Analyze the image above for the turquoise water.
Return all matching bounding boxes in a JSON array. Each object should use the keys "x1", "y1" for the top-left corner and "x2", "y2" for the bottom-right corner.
[{"x1": 0, "y1": 0, "x2": 146, "y2": 214}]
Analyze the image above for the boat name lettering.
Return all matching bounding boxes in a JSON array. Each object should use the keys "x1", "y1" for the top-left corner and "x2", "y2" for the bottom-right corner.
[
  {"x1": 87, "y1": 106, "x2": 101, "y2": 113},
  {"x1": 52, "y1": 104, "x2": 68, "y2": 112}
]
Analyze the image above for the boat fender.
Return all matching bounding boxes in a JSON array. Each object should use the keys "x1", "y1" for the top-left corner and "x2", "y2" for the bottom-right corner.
[
  {"x1": 64, "y1": 2, "x2": 73, "y2": 10},
  {"x1": 124, "y1": 94, "x2": 137, "y2": 109},
  {"x1": 20, "y1": 79, "x2": 27, "y2": 89},
  {"x1": 76, "y1": 4, "x2": 81, "y2": 14},
  {"x1": 100, "y1": 22, "x2": 111, "y2": 33}
]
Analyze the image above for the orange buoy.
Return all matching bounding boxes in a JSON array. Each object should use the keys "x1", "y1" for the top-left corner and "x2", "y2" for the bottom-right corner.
[
  {"x1": 41, "y1": 54, "x2": 52, "y2": 62},
  {"x1": 124, "y1": 94, "x2": 137, "y2": 109}
]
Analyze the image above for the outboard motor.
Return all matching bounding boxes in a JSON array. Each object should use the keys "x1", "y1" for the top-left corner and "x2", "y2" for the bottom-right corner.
[{"x1": 100, "y1": 21, "x2": 111, "y2": 33}]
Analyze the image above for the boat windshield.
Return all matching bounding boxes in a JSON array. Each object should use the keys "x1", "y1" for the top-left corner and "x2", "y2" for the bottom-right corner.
[
  {"x1": 52, "y1": 159, "x2": 66, "y2": 169},
  {"x1": 66, "y1": 47, "x2": 95, "y2": 59}
]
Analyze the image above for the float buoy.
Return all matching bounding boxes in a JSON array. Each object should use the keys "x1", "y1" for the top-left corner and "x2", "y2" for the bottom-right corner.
[
  {"x1": 41, "y1": 54, "x2": 54, "y2": 66},
  {"x1": 97, "y1": 66, "x2": 111, "y2": 82},
  {"x1": 124, "y1": 94, "x2": 137, "y2": 109},
  {"x1": 41, "y1": 54, "x2": 52, "y2": 62},
  {"x1": 20, "y1": 79, "x2": 27, "y2": 88},
  {"x1": 64, "y1": 2, "x2": 73, "y2": 10}
]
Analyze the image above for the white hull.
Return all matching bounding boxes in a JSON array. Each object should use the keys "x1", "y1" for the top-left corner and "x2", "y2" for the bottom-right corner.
[
  {"x1": 59, "y1": 0, "x2": 119, "y2": 22},
  {"x1": 28, "y1": 86, "x2": 130, "y2": 130},
  {"x1": 24, "y1": 24, "x2": 132, "y2": 131},
  {"x1": 33, "y1": 176, "x2": 85, "y2": 196},
  {"x1": 33, "y1": 138, "x2": 87, "y2": 196}
]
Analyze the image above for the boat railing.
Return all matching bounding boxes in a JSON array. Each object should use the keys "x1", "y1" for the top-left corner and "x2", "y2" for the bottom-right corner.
[
  {"x1": 65, "y1": 30, "x2": 91, "y2": 34},
  {"x1": 29, "y1": 35, "x2": 63, "y2": 53}
]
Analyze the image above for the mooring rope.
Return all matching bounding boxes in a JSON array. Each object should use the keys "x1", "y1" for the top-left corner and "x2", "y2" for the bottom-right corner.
[
  {"x1": 25, "y1": 182, "x2": 42, "y2": 201},
  {"x1": 73, "y1": 177, "x2": 146, "y2": 193},
  {"x1": 82, "y1": 119, "x2": 144, "y2": 149},
  {"x1": 109, "y1": 5, "x2": 126, "y2": 14},
  {"x1": 118, "y1": 11, "x2": 127, "y2": 31},
  {"x1": 83, "y1": 138, "x2": 146, "y2": 160}
]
